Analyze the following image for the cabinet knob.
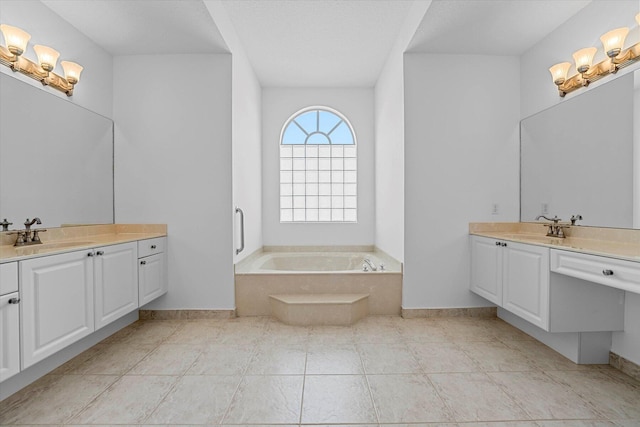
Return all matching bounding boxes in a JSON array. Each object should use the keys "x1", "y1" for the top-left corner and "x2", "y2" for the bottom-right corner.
[
  {"x1": 87, "y1": 252, "x2": 95, "y2": 257},
  {"x1": 8, "y1": 297, "x2": 20, "y2": 304},
  {"x1": 602, "y1": 269, "x2": 614, "y2": 276},
  {"x1": 151, "y1": 245, "x2": 157, "y2": 249},
  {"x1": 140, "y1": 260, "x2": 147, "y2": 265},
  {"x1": 96, "y1": 250, "x2": 104, "y2": 256},
  {"x1": 495, "y1": 242, "x2": 500, "y2": 246},
  {"x1": 502, "y1": 242, "x2": 508, "y2": 247}
]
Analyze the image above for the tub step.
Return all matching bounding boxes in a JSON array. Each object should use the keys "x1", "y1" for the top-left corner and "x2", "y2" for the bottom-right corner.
[{"x1": 269, "y1": 293, "x2": 369, "y2": 326}]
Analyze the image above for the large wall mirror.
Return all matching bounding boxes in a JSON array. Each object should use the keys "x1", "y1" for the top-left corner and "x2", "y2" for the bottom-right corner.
[
  {"x1": 521, "y1": 69, "x2": 639, "y2": 229},
  {"x1": 0, "y1": 73, "x2": 114, "y2": 229}
]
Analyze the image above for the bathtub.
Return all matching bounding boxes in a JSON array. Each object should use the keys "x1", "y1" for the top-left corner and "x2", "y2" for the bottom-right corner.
[
  {"x1": 235, "y1": 248, "x2": 402, "y2": 316},
  {"x1": 245, "y1": 252, "x2": 392, "y2": 273}
]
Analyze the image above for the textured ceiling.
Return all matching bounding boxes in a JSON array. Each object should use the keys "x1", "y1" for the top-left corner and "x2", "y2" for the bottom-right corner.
[
  {"x1": 39, "y1": 0, "x2": 600, "y2": 87},
  {"x1": 41, "y1": 0, "x2": 229, "y2": 55},
  {"x1": 219, "y1": 0, "x2": 415, "y2": 87},
  {"x1": 408, "y1": 0, "x2": 592, "y2": 55}
]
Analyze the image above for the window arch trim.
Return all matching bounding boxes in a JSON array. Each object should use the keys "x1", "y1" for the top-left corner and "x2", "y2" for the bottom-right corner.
[{"x1": 279, "y1": 106, "x2": 357, "y2": 146}]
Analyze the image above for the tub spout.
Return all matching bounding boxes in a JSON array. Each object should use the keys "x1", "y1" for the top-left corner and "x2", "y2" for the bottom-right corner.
[{"x1": 363, "y1": 258, "x2": 377, "y2": 271}]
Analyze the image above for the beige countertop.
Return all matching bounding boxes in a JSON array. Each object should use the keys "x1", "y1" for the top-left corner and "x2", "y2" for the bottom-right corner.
[
  {"x1": 0, "y1": 224, "x2": 166, "y2": 264},
  {"x1": 469, "y1": 223, "x2": 639, "y2": 263}
]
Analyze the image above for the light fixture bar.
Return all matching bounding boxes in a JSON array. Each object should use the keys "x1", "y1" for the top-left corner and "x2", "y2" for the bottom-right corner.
[
  {"x1": 0, "y1": 24, "x2": 80, "y2": 96},
  {"x1": 554, "y1": 41, "x2": 640, "y2": 97}
]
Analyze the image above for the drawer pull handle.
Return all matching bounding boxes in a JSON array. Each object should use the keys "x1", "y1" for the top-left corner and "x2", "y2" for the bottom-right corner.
[
  {"x1": 140, "y1": 260, "x2": 147, "y2": 265},
  {"x1": 8, "y1": 298, "x2": 20, "y2": 304},
  {"x1": 602, "y1": 269, "x2": 614, "y2": 276},
  {"x1": 501, "y1": 242, "x2": 508, "y2": 247},
  {"x1": 495, "y1": 241, "x2": 501, "y2": 246},
  {"x1": 151, "y1": 245, "x2": 157, "y2": 249},
  {"x1": 96, "y1": 251, "x2": 104, "y2": 256},
  {"x1": 87, "y1": 252, "x2": 95, "y2": 257}
]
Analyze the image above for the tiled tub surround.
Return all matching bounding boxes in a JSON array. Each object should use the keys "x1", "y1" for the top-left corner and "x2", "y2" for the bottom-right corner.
[
  {"x1": 1, "y1": 316, "x2": 640, "y2": 425},
  {"x1": 469, "y1": 222, "x2": 639, "y2": 375},
  {"x1": 0, "y1": 223, "x2": 167, "y2": 262},
  {"x1": 235, "y1": 247, "x2": 402, "y2": 317}
]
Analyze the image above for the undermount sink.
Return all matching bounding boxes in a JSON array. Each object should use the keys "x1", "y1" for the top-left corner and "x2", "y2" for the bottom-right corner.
[
  {"x1": 17, "y1": 241, "x2": 94, "y2": 250},
  {"x1": 498, "y1": 234, "x2": 565, "y2": 244}
]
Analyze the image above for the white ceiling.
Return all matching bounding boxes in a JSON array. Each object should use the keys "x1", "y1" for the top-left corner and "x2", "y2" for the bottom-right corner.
[
  {"x1": 408, "y1": 0, "x2": 592, "y2": 55},
  {"x1": 219, "y1": 0, "x2": 415, "y2": 87},
  {"x1": 40, "y1": 0, "x2": 595, "y2": 86},
  {"x1": 41, "y1": 0, "x2": 229, "y2": 55}
]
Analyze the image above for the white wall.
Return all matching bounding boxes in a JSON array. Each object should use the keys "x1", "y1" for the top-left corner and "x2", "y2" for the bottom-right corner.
[
  {"x1": 373, "y1": 0, "x2": 432, "y2": 262},
  {"x1": 0, "y1": 0, "x2": 113, "y2": 118},
  {"x1": 204, "y1": 0, "x2": 262, "y2": 263},
  {"x1": 520, "y1": 0, "x2": 639, "y2": 367},
  {"x1": 403, "y1": 53, "x2": 520, "y2": 309},
  {"x1": 231, "y1": 53, "x2": 262, "y2": 262},
  {"x1": 113, "y1": 54, "x2": 235, "y2": 310},
  {"x1": 262, "y1": 88, "x2": 375, "y2": 246}
]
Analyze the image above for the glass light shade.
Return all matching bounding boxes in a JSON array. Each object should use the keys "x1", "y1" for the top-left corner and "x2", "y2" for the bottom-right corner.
[
  {"x1": 0, "y1": 24, "x2": 31, "y2": 56},
  {"x1": 60, "y1": 61, "x2": 83, "y2": 84},
  {"x1": 573, "y1": 47, "x2": 597, "y2": 74},
  {"x1": 600, "y1": 27, "x2": 629, "y2": 58},
  {"x1": 549, "y1": 62, "x2": 571, "y2": 85},
  {"x1": 33, "y1": 45, "x2": 60, "y2": 72}
]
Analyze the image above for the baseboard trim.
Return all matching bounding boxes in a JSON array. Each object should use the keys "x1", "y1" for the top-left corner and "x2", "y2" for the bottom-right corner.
[
  {"x1": 401, "y1": 307, "x2": 497, "y2": 319},
  {"x1": 139, "y1": 309, "x2": 237, "y2": 320},
  {"x1": 609, "y1": 351, "x2": 640, "y2": 382}
]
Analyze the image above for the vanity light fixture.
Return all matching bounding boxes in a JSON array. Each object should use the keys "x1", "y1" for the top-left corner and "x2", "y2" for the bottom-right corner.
[
  {"x1": 549, "y1": 16, "x2": 640, "y2": 97},
  {"x1": 0, "y1": 23, "x2": 83, "y2": 96}
]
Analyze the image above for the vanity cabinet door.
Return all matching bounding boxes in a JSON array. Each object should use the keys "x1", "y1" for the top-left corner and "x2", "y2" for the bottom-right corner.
[
  {"x1": 139, "y1": 252, "x2": 166, "y2": 307},
  {"x1": 94, "y1": 242, "x2": 138, "y2": 330},
  {"x1": 20, "y1": 250, "x2": 94, "y2": 369},
  {"x1": 470, "y1": 236, "x2": 503, "y2": 305},
  {"x1": 502, "y1": 241, "x2": 550, "y2": 331},
  {"x1": 0, "y1": 292, "x2": 21, "y2": 382}
]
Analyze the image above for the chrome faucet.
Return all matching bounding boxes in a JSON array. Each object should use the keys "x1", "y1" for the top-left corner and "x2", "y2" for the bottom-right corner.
[
  {"x1": 535, "y1": 215, "x2": 567, "y2": 238},
  {"x1": 363, "y1": 258, "x2": 377, "y2": 271},
  {"x1": 570, "y1": 214, "x2": 583, "y2": 225}
]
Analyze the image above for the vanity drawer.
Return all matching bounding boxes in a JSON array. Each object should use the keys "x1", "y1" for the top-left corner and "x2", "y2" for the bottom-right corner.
[
  {"x1": 0, "y1": 262, "x2": 18, "y2": 295},
  {"x1": 138, "y1": 237, "x2": 165, "y2": 258},
  {"x1": 551, "y1": 249, "x2": 640, "y2": 294}
]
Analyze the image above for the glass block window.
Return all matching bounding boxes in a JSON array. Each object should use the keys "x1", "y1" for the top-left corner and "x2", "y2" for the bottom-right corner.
[{"x1": 280, "y1": 107, "x2": 357, "y2": 222}]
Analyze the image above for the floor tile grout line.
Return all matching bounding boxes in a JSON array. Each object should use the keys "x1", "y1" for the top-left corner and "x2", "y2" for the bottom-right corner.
[
  {"x1": 359, "y1": 348, "x2": 381, "y2": 425},
  {"x1": 298, "y1": 349, "x2": 309, "y2": 424}
]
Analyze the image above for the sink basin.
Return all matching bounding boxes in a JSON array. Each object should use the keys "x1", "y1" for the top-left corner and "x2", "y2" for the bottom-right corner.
[
  {"x1": 17, "y1": 241, "x2": 94, "y2": 250},
  {"x1": 497, "y1": 234, "x2": 564, "y2": 244}
]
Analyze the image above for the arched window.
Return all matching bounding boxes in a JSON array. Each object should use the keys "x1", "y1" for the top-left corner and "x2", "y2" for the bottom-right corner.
[{"x1": 280, "y1": 106, "x2": 357, "y2": 222}]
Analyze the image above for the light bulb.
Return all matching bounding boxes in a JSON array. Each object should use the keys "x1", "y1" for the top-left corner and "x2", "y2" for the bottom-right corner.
[
  {"x1": 0, "y1": 24, "x2": 31, "y2": 57},
  {"x1": 60, "y1": 61, "x2": 83, "y2": 84},
  {"x1": 600, "y1": 27, "x2": 629, "y2": 58},
  {"x1": 33, "y1": 45, "x2": 60, "y2": 72},
  {"x1": 573, "y1": 47, "x2": 597, "y2": 74},
  {"x1": 549, "y1": 62, "x2": 571, "y2": 85}
]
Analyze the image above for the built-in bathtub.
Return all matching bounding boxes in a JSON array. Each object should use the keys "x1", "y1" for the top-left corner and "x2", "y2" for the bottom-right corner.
[{"x1": 234, "y1": 248, "x2": 402, "y2": 316}]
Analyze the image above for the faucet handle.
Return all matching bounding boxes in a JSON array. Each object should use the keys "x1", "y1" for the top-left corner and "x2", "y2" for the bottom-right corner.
[{"x1": 0, "y1": 219, "x2": 12, "y2": 231}]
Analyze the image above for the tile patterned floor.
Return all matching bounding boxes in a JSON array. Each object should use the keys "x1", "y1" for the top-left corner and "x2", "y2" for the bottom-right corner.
[{"x1": 1, "y1": 316, "x2": 639, "y2": 426}]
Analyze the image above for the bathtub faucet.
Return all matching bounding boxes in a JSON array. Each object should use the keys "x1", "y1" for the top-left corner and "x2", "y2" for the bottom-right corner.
[{"x1": 363, "y1": 258, "x2": 377, "y2": 271}]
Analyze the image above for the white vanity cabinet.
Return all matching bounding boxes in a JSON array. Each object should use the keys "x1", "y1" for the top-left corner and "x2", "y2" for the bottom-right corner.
[
  {"x1": 20, "y1": 250, "x2": 94, "y2": 369},
  {"x1": 470, "y1": 236, "x2": 503, "y2": 305},
  {"x1": 138, "y1": 237, "x2": 167, "y2": 306},
  {"x1": 470, "y1": 236, "x2": 550, "y2": 329},
  {"x1": 0, "y1": 262, "x2": 20, "y2": 382},
  {"x1": 94, "y1": 242, "x2": 139, "y2": 330}
]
